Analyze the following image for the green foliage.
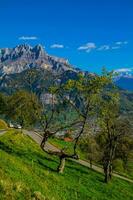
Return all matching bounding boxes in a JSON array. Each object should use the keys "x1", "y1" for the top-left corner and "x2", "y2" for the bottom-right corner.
[
  {"x1": 6, "y1": 90, "x2": 41, "y2": 127},
  {"x1": 79, "y1": 135, "x2": 100, "y2": 162},
  {"x1": 0, "y1": 131, "x2": 133, "y2": 200},
  {"x1": 0, "y1": 119, "x2": 8, "y2": 129},
  {"x1": 113, "y1": 159, "x2": 124, "y2": 173},
  {"x1": 0, "y1": 93, "x2": 8, "y2": 115},
  {"x1": 119, "y1": 90, "x2": 133, "y2": 113}
]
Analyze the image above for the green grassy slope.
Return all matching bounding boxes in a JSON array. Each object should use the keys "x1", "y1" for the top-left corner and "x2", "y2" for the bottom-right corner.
[
  {"x1": 49, "y1": 137, "x2": 133, "y2": 179},
  {"x1": 0, "y1": 131, "x2": 133, "y2": 200},
  {"x1": 49, "y1": 138, "x2": 85, "y2": 158}
]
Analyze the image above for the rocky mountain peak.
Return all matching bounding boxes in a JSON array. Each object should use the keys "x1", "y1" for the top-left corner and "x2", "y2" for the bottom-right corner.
[
  {"x1": 0, "y1": 44, "x2": 46, "y2": 62},
  {"x1": 0, "y1": 44, "x2": 75, "y2": 76},
  {"x1": 32, "y1": 44, "x2": 46, "y2": 59},
  {"x1": 15, "y1": 44, "x2": 32, "y2": 50}
]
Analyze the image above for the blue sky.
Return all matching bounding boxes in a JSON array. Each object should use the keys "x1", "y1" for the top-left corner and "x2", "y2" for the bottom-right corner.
[{"x1": 0, "y1": 0, "x2": 133, "y2": 73}]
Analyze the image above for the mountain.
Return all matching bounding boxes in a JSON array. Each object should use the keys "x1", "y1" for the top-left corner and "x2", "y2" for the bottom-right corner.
[
  {"x1": 0, "y1": 44, "x2": 84, "y2": 94},
  {"x1": 1, "y1": 44, "x2": 133, "y2": 92},
  {"x1": 0, "y1": 44, "x2": 133, "y2": 114},
  {"x1": 0, "y1": 44, "x2": 78, "y2": 76},
  {"x1": 114, "y1": 68, "x2": 133, "y2": 91}
]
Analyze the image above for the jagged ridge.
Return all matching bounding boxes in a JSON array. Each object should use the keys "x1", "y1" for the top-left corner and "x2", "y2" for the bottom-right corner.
[{"x1": 0, "y1": 44, "x2": 77, "y2": 76}]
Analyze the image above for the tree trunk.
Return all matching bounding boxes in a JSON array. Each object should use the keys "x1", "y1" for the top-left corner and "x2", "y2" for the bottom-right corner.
[
  {"x1": 104, "y1": 165, "x2": 109, "y2": 183},
  {"x1": 57, "y1": 156, "x2": 66, "y2": 174},
  {"x1": 109, "y1": 163, "x2": 112, "y2": 180},
  {"x1": 40, "y1": 132, "x2": 49, "y2": 149},
  {"x1": 105, "y1": 172, "x2": 109, "y2": 183},
  {"x1": 90, "y1": 159, "x2": 92, "y2": 169},
  {"x1": 103, "y1": 160, "x2": 113, "y2": 183}
]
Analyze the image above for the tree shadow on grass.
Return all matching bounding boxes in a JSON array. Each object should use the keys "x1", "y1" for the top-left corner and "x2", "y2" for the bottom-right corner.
[
  {"x1": 0, "y1": 140, "x2": 59, "y2": 173},
  {"x1": 66, "y1": 159, "x2": 104, "y2": 183},
  {"x1": 66, "y1": 161, "x2": 90, "y2": 175},
  {"x1": 36, "y1": 158, "x2": 58, "y2": 172},
  {"x1": 34, "y1": 151, "x2": 59, "y2": 164},
  {"x1": 0, "y1": 141, "x2": 13, "y2": 153},
  {"x1": 33, "y1": 151, "x2": 60, "y2": 172}
]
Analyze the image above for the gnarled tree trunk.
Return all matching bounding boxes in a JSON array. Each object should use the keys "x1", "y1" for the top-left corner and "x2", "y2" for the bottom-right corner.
[
  {"x1": 40, "y1": 131, "x2": 49, "y2": 149},
  {"x1": 57, "y1": 155, "x2": 66, "y2": 174}
]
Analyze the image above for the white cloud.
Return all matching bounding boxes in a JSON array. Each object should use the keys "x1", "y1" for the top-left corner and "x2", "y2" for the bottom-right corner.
[
  {"x1": 97, "y1": 40, "x2": 128, "y2": 52},
  {"x1": 112, "y1": 46, "x2": 120, "y2": 50},
  {"x1": 19, "y1": 36, "x2": 38, "y2": 40},
  {"x1": 115, "y1": 41, "x2": 122, "y2": 45},
  {"x1": 78, "y1": 42, "x2": 96, "y2": 52},
  {"x1": 115, "y1": 41, "x2": 128, "y2": 45},
  {"x1": 50, "y1": 44, "x2": 64, "y2": 49},
  {"x1": 77, "y1": 40, "x2": 128, "y2": 53},
  {"x1": 123, "y1": 41, "x2": 128, "y2": 44},
  {"x1": 97, "y1": 45, "x2": 110, "y2": 51}
]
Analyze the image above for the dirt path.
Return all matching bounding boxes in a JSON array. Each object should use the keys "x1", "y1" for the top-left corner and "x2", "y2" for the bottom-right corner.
[
  {"x1": 24, "y1": 130, "x2": 60, "y2": 152},
  {"x1": 74, "y1": 159, "x2": 133, "y2": 183},
  {"x1": 0, "y1": 130, "x2": 7, "y2": 136}
]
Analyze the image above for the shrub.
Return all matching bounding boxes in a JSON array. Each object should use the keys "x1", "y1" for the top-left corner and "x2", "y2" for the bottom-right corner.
[
  {"x1": 113, "y1": 159, "x2": 124, "y2": 173},
  {"x1": 0, "y1": 119, "x2": 8, "y2": 129}
]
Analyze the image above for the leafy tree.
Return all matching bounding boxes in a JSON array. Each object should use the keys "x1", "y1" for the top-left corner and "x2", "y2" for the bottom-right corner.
[
  {"x1": 115, "y1": 122, "x2": 133, "y2": 171},
  {"x1": 22, "y1": 71, "x2": 80, "y2": 173},
  {"x1": 112, "y1": 159, "x2": 124, "y2": 173},
  {"x1": 6, "y1": 90, "x2": 41, "y2": 129},
  {"x1": 96, "y1": 86, "x2": 132, "y2": 183},
  {"x1": 49, "y1": 71, "x2": 112, "y2": 173},
  {"x1": 0, "y1": 93, "x2": 7, "y2": 115},
  {"x1": 79, "y1": 134, "x2": 100, "y2": 168},
  {"x1": 61, "y1": 71, "x2": 112, "y2": 157}
]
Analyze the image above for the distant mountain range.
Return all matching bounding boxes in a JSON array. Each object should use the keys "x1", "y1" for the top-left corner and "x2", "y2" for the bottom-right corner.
[
  {"x1": 0, "y1": 44, "x2": 133, "y2": 93},
  {"x1": 0, "y1": 44, "x2": 133, "y2": 115},
  {"x1": 114, "y1": 68, "x2": 133, "y2": 91}
]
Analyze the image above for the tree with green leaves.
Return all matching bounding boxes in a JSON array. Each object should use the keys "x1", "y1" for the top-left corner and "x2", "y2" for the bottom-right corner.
[
  {"x1": 44, "y1": 71, "x2": 112, "y2": 173},
  {"x1": 0, "y1": 93, "x2": 7, "y2": 115},
  {"x1": 60, "y1": 71, "x2": 113, "y2": 157},
  {"x1": 114, "y1": 118, "x2": 133, "y2": 173},
  {"x1": 95, "y1": 85, "x2": 131, "y2": 183},
  {"x1": 6, "y1": 90, "x2": 41, "y2": 130},
  {"x1": 79, "y1": 134, "x2": 100, "y2": 168}
]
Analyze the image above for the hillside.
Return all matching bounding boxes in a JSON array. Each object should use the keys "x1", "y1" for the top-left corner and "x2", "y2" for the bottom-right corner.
[
  {"x1": 120, "y1": 89, "x2": 133, "y2": 113},
  {"x1": 0, "y1": 130, "x2": 133, "y2": 200}
]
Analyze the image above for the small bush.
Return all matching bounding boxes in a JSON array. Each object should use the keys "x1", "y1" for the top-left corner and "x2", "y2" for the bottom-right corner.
[
  {"x1": 0, "y1": 119, "x2": 8, "y2": 129},
  {"x1": 113, "y1": 159, "x2": 124, "y2": 173}
]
